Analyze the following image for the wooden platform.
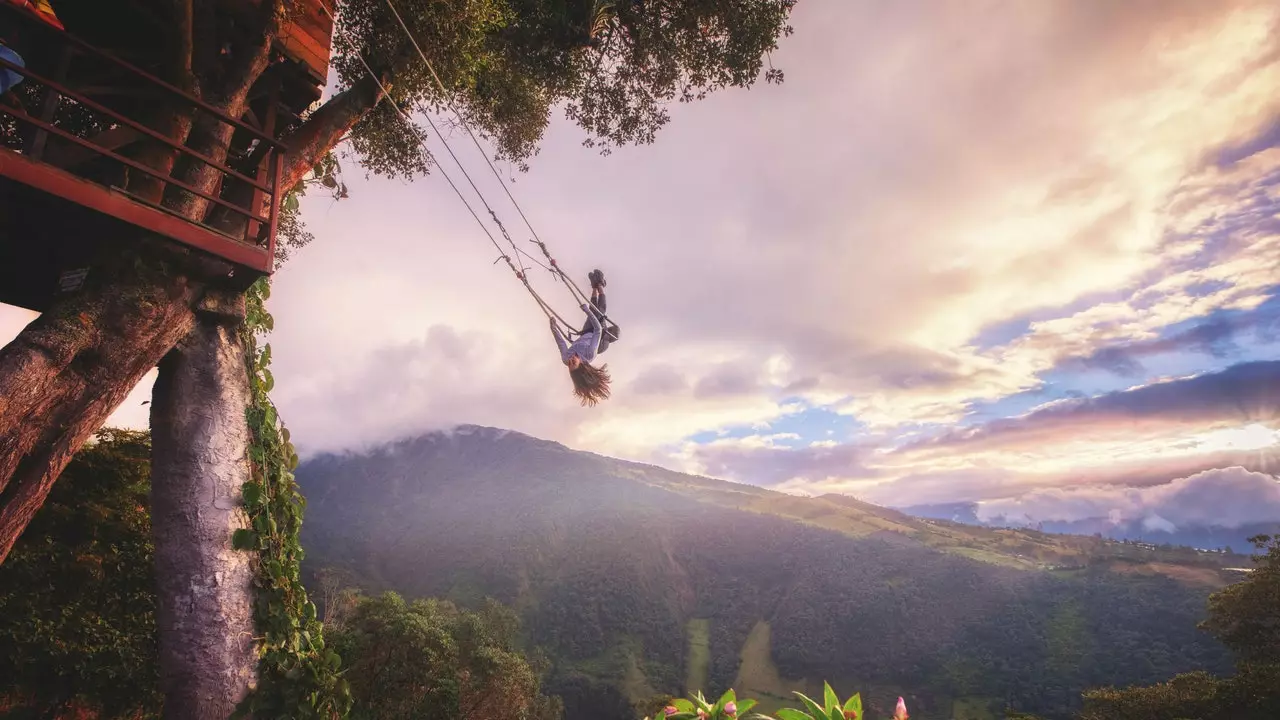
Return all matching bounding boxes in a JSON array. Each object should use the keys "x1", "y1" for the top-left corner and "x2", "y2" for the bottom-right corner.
[{"x1": 0, "y1": 0, "x2": 317, "y2": 311}]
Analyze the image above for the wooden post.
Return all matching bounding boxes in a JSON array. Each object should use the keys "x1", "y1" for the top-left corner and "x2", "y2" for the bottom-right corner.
[{"x1": 244, "y1": 76, "x2": 280, "y2": 246}]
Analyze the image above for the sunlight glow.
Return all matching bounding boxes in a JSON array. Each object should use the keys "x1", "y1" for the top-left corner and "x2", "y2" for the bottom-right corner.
[{"x1": 1192, "y1": 423, "x2": 1280, "y2": 454}]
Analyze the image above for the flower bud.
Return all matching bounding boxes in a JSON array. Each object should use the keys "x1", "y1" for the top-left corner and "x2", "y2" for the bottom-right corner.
[
  {"x1": 893, "y1": 697, "x2": 909, "y2": 720},
  {"x1": 725, "y1": 701, "x2": 737, "y2": 716}
]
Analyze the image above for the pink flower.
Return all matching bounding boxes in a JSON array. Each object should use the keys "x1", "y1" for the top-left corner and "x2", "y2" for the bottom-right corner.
[
  {"x1": 664, "y1": 708, "x2": 678, "y2": 717},
  {"x1": 725, "y1": 701, "x2": 737, "y2": 716},
  {"x1": 893, "y1": 697, "x2": 909, "y2": 720}
]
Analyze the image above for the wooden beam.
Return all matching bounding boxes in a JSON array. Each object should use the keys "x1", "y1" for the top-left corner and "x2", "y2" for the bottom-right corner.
[
  {"x1": 0, "y1": 147, "x2": 273, "y2": 273},
  {"x1": 43, "y1": 125, "x2": 142, "y2": 169}
]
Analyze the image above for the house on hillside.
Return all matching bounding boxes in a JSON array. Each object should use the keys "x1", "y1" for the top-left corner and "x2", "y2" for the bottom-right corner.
[{"x1": 0, "y1": 0, "x2": 334, "y2": 311}]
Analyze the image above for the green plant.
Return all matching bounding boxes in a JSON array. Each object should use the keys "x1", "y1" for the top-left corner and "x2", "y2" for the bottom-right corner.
[
  {"x1": 645, "y1": 683, "x2": 893, "y2": 720},
  {"x1": 773, "y1": 682, "x2": 864, "y2": 720},
  {"x1": 647, "y1": 689, "x2": 759, "y2": 720},
  {"x1": 231, "y1": 276, "x2": 352, "y2": 718}
]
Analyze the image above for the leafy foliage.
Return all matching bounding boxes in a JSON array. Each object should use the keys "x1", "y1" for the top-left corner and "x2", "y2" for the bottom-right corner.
[
  {"x1": 643, "y1": 685, "x2": 886, "y2": 720},
  {"x1": 1076, "y1": 535, "x2": 1280, "y2": 720},
  {"x1": 327, "y1": 590, "x2": 564, "y2": 719},
  {"x1": 0, "y1": 429, "x2": 161, "y2": 718},
  {"x1": 231, "y1": 277, "x2": 352, "y2": 719},
  {"x1": 330, "y1": 0, "x2": 798, "y2": 176}
]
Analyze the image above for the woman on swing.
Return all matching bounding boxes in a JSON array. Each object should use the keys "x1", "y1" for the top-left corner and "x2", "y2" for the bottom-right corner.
[{"x1": 550, "y1": 270, "x2": 615, "y2": 406}]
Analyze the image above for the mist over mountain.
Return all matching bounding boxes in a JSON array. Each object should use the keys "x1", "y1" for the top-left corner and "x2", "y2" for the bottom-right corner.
[
  {"x1": 902, "y1": 466, "x2": 1280, "y2": 555},
  {"x1": 296, "y1": 426, "x2": 1240, "y2": 720}
]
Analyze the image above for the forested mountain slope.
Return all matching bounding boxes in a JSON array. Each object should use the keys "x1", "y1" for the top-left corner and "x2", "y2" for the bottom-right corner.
[{"x1": 297, "y1": 426, "x2": 1236, "y2": 720}]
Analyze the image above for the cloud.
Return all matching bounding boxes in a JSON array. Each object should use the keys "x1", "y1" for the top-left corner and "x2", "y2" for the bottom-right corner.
[
  {"x1": 274, "y1": 324, "x2": 583, "y2": 456},
  {"x1": 1059, "y1": 295, "x2": 1279, "y2": 376},
  {"x1": 680, "y1": 433, "x2": 874, "y2": 488},
  {"x1": 898, "y1": 361, "x2": 1280, "y2": 458},
  {"x1": 975, "y1": 466, "x2": 1280, "y2": 530},
  {"x1": 4, "y1": 0, "x2": 1280, "y2": 528}
]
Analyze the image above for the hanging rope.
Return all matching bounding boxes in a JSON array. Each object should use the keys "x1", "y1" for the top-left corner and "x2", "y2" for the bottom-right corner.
[
  {"x1": 383, "y1": 0, "x2": 618, "y2": 338},
  {"x1": 318, "y1": 2, "x2": 581, "y2": 334}
]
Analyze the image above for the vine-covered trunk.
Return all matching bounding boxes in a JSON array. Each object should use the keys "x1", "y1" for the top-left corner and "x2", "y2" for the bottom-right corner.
[
  {"x1": 0, "y1": 253, "x2": 202, "y2": 561},
  {"x1": 150, "y1": 293, "x2": 257, "y2": 719}
]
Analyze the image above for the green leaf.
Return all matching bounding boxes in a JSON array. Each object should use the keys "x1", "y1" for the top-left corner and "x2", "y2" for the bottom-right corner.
[
  {"x1": 672, "y1": 699, "x2": 695, "y2": 713},
  {"x1": 242, "y1": 483, "x2": 263, "y2": 506},
  {"x1": 283, "y1": 194, "x2": 299, "y2": 212},
  {"x1": 775, "y1": 709, "x2": 812, "y2": 720},
  {"x1": 259, "y1": 343, "x2": 272, "y2": 368},
  {"x1": 231, "y1": 529, "x2": 257, "y2": 550},
  {"x1": 823, "y1": 682, "x2": 839, "y2": 713},
  {"x1": 735, "y1": 699, "x2": 758, "y2": 717},
  {"x1": 843, "y1": 693, "x2": 862, "y2": 720},
  {"x1": 794, "y1": 692, "x2": 827, "y2": 720},
  {"x1": 262, "y1": 369, "x2": 275, "y2": 392}
]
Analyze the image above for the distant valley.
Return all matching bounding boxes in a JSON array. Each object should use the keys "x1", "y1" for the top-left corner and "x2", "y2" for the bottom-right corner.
[{"x1": 901, "y1": 501, "x2": 1279, "y2": 555}]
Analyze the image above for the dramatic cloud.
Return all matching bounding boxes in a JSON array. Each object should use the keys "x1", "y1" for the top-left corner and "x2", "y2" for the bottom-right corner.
[
  {"x1": 899, "y1": 361, "x2": 1280, "y2": 459},
  {"x1": 2, "y1": 0, "x2": 1280, "y2": 516},
  {"x1": 975, "y1": 467, "x2": 1280, "y2": 531}
]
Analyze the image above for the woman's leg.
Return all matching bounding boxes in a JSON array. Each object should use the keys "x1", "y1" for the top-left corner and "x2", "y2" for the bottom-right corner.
[{"x1": 580, "y1": 290, "x2": 606, "y2": 334}]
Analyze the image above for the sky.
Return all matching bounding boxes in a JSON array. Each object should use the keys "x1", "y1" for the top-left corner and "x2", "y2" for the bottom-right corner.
[{"x1": 3, "y1": 0, "x2": 1280, "y2": 532}]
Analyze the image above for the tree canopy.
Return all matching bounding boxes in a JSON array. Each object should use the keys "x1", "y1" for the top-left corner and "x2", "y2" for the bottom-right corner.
[
  {"x1": 327, "y1": 0, "x2": 796, "y2": 180},
  {"x1": 1078, "y1": 535, "x2": 1280, "y2": 720},
  {"x1": 312, "y1": 591, "x2": 564, "y2": 720},
  {"x1": 0, "y1": 429, "x2": 161, "y2": 719}
]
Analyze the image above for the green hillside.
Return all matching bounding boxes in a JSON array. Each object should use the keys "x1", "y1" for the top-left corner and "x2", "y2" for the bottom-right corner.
[{"x1": 296, "y1": 426, "x2": 1238, "y2": 720}]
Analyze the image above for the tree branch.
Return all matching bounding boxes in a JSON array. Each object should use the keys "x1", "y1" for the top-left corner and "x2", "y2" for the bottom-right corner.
[
  {"x1": 277, "y1": 73, "x2": 387, "y2": 192},
  {"x1": 171, "y1": 0, "x2": 195, "y2": 93},
  {"x1": 211, "y1": 0, "x2": 285, "y2": 107}
]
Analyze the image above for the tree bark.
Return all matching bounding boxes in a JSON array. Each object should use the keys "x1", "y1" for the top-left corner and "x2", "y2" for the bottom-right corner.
[
  {"x1": 150, "y1": 291, "x2": 257, "y2": 719},
  {"x1": 278, "y1": 73, "x2": 387, "y2": 192},
  {"x1": 0, "y1": 250, "x2": 204, "y2": 562}
]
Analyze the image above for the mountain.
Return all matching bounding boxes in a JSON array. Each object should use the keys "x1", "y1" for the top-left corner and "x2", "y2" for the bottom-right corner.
[
  {"x1": 901, "y1": 502, "x2": 1280, "y2": 554},
  {"x1": 296, "y1": 426, "x2": 1240, "y2": 720}
]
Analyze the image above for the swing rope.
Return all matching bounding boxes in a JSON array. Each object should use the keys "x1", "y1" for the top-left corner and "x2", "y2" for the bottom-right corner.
[
  {"x1": 384, "y1": 0, "x2": 617, "y2": 339},
  {"x1": 319, "y1": 2, "x2": 580, "y2": 334}
]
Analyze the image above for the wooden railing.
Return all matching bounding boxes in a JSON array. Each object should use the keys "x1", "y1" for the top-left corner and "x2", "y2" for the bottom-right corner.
[{"x1": 0, "y1": 2, "x2": 283, "y2": 272}]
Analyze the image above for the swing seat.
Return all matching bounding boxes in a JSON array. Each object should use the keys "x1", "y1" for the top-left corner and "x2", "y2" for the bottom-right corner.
[{"x1": 597, "y1": 323, "x2": 619, "y2": 354}]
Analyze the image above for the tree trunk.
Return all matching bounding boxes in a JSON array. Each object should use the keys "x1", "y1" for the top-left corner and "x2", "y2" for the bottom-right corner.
[
  {"x1": 0, "y1": 251, "x2": 204, "y2": 562},
  {"x1": 150, "y1": 291, "x2": 257, "y2": 719}
]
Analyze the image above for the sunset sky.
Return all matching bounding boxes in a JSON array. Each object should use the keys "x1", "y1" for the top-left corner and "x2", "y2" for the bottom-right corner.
[{"x1": 2, "y1": 0, "x2": 1278, "y2": 529}]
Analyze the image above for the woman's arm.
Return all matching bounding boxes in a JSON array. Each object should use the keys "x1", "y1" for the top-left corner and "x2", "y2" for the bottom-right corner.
[{"x1": 551, "y1": 319, "x2": 571, "y2": 361}]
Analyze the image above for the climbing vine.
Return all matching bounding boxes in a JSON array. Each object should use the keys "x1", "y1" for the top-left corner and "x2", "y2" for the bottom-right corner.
[{"x1": 231, "y1": 276, "x2": 352, "y2": 719}]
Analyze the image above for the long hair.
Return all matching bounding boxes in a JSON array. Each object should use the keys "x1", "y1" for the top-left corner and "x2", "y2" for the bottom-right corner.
[{"x1": 569, "y1": 362, "x2": 611, "y2": 406}]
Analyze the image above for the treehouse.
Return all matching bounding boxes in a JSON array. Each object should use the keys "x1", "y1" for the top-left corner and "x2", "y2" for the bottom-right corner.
[{"x1": 0, "y1": 0, "x2": 334, "y2": 312}]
